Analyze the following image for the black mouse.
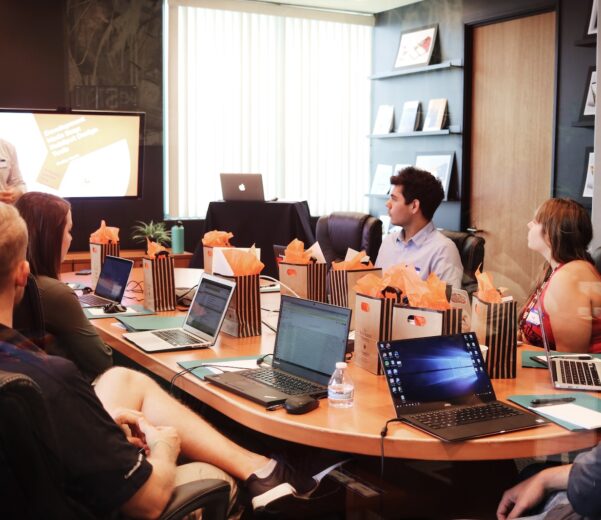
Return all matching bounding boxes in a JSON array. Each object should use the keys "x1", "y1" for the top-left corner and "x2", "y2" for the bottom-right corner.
[
  {"x1": 103, "y1": 303, "x2": 127, "y2": 314},
  {"x1": 283, "y1": 395, "x2": 319, "y2": 415}
]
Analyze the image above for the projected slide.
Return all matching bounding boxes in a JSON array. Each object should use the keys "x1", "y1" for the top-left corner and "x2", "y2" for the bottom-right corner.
[{"x1": 0, "y1": 111, "x2": 142, "y2": 198}]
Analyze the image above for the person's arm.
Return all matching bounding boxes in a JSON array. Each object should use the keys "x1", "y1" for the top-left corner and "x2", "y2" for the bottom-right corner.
[
  {"x1": 0, "y1": 142, "x2": 25, "y2": 202},
  {"x1": 567, "y1": 442, "x2": 601, "y2": 516},
  {"x1": 497, "y1": 464, "x2": 571, "y2": 520},
  {"x1": 431, "y1": 240, "x2": 463, "y2": 289},
  {"x1": 544, "y1": 262, "x2": 598, "y2": 352}
]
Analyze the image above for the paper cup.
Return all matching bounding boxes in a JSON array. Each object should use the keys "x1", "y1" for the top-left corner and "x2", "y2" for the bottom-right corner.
[{"x1": 480, "y1": 344, "x2": 489, "y2": 362}]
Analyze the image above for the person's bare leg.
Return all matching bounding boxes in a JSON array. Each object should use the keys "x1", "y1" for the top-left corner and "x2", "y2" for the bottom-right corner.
[{"x1": 94, "y1": 367, "x2": 270, "y2": 480}]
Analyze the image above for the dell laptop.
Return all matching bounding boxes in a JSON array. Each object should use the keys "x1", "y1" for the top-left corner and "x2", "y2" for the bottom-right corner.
[
  {"x1": 123, "y1": 273, "x2": 236, "y2": 353},
  {"x1": 78, "y1": 255, "x2": 134, "y2": 307},
  {"x1": 378, "y1": 333, "x2": 546, "y2": 442},
  {"x1": 538, "y1": 306, "x2": 601, "y2": 391},
  {"x1": 220, "y1": 173, "x2": 265, "y2": 201},
  {"x1": 205, "y1": 295, "x2": 352, "y2": 406}
]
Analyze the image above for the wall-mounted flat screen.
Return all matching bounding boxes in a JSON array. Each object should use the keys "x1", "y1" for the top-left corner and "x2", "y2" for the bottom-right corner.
[{"x1": 0, "y1": 109, "x2": 144, "y2": 198}]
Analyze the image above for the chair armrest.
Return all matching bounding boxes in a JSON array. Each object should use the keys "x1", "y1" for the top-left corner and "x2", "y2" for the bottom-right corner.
[{"x1": 158, "y1": 479, "x2": 231, "y2": 520}]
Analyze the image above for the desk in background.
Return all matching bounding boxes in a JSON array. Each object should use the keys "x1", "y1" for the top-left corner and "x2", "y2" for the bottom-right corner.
[
  {"x1": 191, "y1": 201, "x2": 315, "y2": 278},
  {"x1": 62, "y1": 249, "x2": 193, "y2": 273}
]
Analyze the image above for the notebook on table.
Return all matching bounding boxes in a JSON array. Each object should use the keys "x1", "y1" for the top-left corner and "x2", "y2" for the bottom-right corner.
[
  {"x1": 538, "y1": 305, "x2": 601, "y2": 391},
  {"x1": 220, "y1": 173, "x2": 264, "y2": 201},
  {"x1": 78, "y1": 256, "x2": 133, "y2": 308},
  {"x1": 205, "y1": 295, "x2": 351, "y2": 406},
  {"x1": 378, "y1": 333, "x2": 546, "y2": 442},
  {"x1": 123, "y1": 273, "x2": 235, "y2": 353}
]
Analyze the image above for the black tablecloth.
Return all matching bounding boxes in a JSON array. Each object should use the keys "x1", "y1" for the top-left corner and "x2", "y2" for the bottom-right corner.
[{"x1": 191, "y1": 201, "x2": 315, "y2": 278}]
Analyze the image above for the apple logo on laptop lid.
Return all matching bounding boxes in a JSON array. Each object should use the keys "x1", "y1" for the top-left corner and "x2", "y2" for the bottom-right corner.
[{"x1": 238, "y1": 183, "x2": 246, "y2": 191}]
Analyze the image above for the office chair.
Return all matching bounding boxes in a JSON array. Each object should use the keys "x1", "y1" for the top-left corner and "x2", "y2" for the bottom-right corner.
[
  {"x1": 0, "y1": 370, "x2": 231, "y2": 520},
  {"x1": 316, "y1": 212, "x2": 383, "y2": 266},
  {"x1": 13, "y1": 274, "x2": 46, "y2": 349},
  {"x1": 439, "y1": 230, "x2": 485, "y2": 296}
]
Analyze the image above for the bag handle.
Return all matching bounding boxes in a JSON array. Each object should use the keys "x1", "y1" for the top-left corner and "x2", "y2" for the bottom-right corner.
[{"x1": 381, "y1": 286, "x2": 402, "y2": 303}]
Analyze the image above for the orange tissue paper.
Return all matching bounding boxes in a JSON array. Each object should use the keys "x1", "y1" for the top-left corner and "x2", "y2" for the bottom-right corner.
[
  {"x1": 90, "y1": 220, "x2": 119, "y2": 244},
  {"x1": 332, "y1": 250, "x2": 373, "y2": 271},
  {"x1": 222, "y1": 246, "x2": 264, "y2": 275},
  {"x1": 475, "y1": 268, "x2": 502, "y2": 303},
  {"x1": 282, "y1": 239, "x2": 313, "y2": 265},
  {"x1": 202, "y1": 230, "x2": 234, "y2": 247},
  {"x1": 146, "y1": 239, "x2": 168, "y2": 259}
]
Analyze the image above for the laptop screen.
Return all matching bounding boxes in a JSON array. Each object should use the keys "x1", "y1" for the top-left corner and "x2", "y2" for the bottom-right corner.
[
  {"x1": 378, "y1": 333, "x2": 496, "y2": 414},
  {"x1": 185, "y1": 275, "x2": 234, "y2": 337},
  {"x1": 95, "y1": 256, "x2": 133, "y2": 301},
  {"x1": 273, "y1": 296, "x2": 351, "y2": 384}
]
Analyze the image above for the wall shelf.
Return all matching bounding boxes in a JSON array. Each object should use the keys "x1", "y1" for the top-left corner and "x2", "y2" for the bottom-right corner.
[
  {"x1": 575, "y1": 37, "x2": 596, "y2": 47},
  {"x1": 369, "y1": 59, "x2": 463, "y2": 80},
  {"x1": 572, "y1": 120, "x2": 594, "y2": 127},
  {"x1": 369, "y1": 126, "x2": 462, "y2": 139}
]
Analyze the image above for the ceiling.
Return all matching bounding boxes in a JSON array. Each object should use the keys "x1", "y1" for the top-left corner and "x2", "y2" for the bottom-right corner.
[{"x1": 255, "y1": 0, "x2": 421, "y2": 15}]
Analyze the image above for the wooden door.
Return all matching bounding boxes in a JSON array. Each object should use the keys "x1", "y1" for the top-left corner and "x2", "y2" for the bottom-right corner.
[{"x1": 470, "y1": 12, "x2": 556, "y2": 304}]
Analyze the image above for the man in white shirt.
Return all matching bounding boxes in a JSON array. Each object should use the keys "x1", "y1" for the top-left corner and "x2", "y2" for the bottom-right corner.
[
  {"x1": 0, "y1": 139, "x2": 26, "y2": 203},
  {"x1": 375, "y1": 166, "x2": 463, "y2": 288}
]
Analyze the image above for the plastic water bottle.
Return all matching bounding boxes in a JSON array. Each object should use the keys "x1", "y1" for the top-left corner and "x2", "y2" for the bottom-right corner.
[
  {"x1": 171, "y1": 221, "x2": 184, "y2": 254},
  {"x1": 328, "y1": 362, "x2": 354, "y2": 408}
]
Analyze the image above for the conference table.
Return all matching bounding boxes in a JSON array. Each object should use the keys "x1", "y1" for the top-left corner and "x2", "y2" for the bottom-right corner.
[{"x1": 65, "y1": 270, "x2": 601, "y2": 462}]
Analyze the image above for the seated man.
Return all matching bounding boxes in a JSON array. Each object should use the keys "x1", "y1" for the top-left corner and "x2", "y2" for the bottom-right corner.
[
  {"x1": 497, "y1": 447, "x2": 601, "y2": 520},
  {"x1": 0, "y1": 203, "x2": 321, "y2": 518},
  {"x1": 375, "y1": 167, "x2": 463, "y2": 288}
]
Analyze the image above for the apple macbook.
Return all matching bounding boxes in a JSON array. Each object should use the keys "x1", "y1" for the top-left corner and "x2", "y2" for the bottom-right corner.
[
  {"x1": 123, "y1": 273, "x2": 236, "y2": 353},
  {"x1": 205, "y1": 295, "x2": 351, "y2": 406},
  {"x1": 220, "y1": 173, "x2": 265, "y2": 201},
  {"x1": 78, "y1": 256, "x2": 133, "y2": 308},
  {"x1": 538, "y1": 305, "x2": 601, "y2": 391},
  {"x1": 378, "y1": 333, "x2": 546, "y2": 442}
]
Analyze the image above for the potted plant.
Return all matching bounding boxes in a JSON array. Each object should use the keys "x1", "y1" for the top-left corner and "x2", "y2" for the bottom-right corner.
[{"x1": 131, "y1": 220, "x2": 171, "y2": 251}]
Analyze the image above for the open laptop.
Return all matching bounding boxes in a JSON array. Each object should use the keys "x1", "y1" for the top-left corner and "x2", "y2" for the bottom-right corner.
[
  {"x1": 378, "y1": 333, "x2": 546, "y2": 442},
  {"x1": 220, "y1": 173, "x2": 264, "y2": 201},
  {"x1": 205, "y1": 295, "x2": 351, "y2": 406},
  {"x1": 123, "y1": 273, "x2": 236, "y2": 353},
  {"x1": 538, "y1": 306, "x2": 601, "y2": 391},
  {"x1": 78, "y1": 256, "x2": 134, "y2": 307}
]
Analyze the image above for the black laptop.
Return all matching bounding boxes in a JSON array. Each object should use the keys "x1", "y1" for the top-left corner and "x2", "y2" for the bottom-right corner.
[
  {"x1": 378, "y1": 333, "x2": 547, "y2": 442},
  {"x1": 78, "y1": 255, "x2": 133, "y2": 307},
  {"x1": 205, "y1": 295, "x2": 351, "y2": 406}
]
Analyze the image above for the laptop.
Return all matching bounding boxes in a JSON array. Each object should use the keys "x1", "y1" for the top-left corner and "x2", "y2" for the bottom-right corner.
[
  {"x1": 205, "y1": 295, "x2": 351, "y2": 406},
  {"x1": 78, "y1": 256, "x2": 134, "y2": 307},
  {"x1": 220, "y1": 173, "x2": 264, "y2": 201},
  {"x1": 378, "y1": 333, "x2": 546, "y2": 442},
  {"x1": 538, "y1": 306, "x2": 601, "y2": 391},
  {"x1": 123, "y1": 273, "x2": 236, "y2": 353}
]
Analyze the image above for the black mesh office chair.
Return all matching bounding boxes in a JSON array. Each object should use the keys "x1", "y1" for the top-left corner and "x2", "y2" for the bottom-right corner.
[
  {"x1": 0, "y1": 370, "x2": 231, "y2": 520},
  {"x1": 439, "y1": 230, "x2": 485, "y2": 296},
  {"x1": 316, "y1": 212, "x2": 383, "y2": 266}
]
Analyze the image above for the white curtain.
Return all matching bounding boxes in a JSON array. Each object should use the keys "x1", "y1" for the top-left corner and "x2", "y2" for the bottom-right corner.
[{"x1": 166, "y1": 1, "x2": 372, "y2": 218}]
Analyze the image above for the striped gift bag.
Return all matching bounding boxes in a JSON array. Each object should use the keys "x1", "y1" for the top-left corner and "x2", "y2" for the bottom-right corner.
[
  {"x1": 143, "y1": 252, "x2": 176, "y2": 312},
  {"x1": 219, "y1": 274, "x2": 262, "y2": 337},
  {"x1": 329, "y1": 268, "x2": 382, "y2": 329},
  {"x1": 278, "y1": 262, "x2": 327, "y2": 303},
  {"x1": 392, "y1": 305, "x2": 462, "y2": 340},
  {"x1": 90, "y1": 241, "x2": 120, "y2": 287}
]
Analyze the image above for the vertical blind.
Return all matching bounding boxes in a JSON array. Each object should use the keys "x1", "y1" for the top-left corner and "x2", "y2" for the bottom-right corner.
[{"x1": 166, "y1": 2, "x2": 372, "y2": 218}]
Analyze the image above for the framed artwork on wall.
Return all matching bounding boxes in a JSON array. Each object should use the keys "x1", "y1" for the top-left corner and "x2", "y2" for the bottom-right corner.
[
  {"x1": 583, "y1": 148, "x2": 595, "y2": 198},
  {"x1": 394, "y1": 24, "x2": 438, "y2": 69},
  {"x1": 414, "y1": 152, "x2": 454, "y2": 200},
  {"x1": 580, "y1": 67, "x2": 597, "y2": 120}
]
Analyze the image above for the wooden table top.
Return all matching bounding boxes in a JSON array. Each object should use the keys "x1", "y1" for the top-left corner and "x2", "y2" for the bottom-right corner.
[{"x1": 64, "y1": 270, "x2": 601, "y2": 461}]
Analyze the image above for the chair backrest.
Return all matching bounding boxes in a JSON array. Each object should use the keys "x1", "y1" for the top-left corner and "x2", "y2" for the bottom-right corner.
[
  {"x1": 316, "y1": 212, "x2": 383, "y2": 266},
  {"x1": 13, "y1": 275, "x2": 46, "y2": 349},
  {"x1": 439, "y1": 230, "x2": 485, "y2": 295}
]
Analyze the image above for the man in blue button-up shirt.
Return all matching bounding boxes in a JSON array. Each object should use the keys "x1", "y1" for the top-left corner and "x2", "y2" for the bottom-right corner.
[{"x1": 375, "y1": 167, "x2": 463, "y2": 288}]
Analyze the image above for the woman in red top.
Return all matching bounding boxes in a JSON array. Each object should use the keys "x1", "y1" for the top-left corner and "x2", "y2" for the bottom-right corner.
[{"x1": 519, "y1": 198, "x2": 601, "y2": 353}]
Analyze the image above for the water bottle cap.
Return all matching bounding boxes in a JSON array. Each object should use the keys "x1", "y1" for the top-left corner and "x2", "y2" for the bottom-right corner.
[{"x1": 335, "y1": 362, "x2": 347, "y2": 369}]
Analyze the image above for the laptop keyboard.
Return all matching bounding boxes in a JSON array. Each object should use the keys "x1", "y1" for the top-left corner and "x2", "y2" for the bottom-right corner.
[
  {"x1": 242, "y1": 367, "x2": 325, "y2": 395},
  {"x1": 409, "y1": 402, "x2": 521, "y2": 430},
  {"x1": 556, "y1": 360, "x2": 601, "y2": 387},
  {"x1": 151, "y1": 329, "x2": 207, "y2": 347},
  {"x1": 79, "y1": 294, "x2": 111, "y2": 307}
]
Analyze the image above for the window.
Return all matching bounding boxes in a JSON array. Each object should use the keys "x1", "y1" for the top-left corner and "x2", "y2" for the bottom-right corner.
[{"x1": 165, "y1": 1, "x2": 373, "y2": 218}]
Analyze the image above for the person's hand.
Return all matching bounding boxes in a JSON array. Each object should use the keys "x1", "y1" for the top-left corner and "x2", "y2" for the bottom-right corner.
[
  {"x1": 138, "y1": 417, "x2": 181, "y2": 463},
  {"x1": 112, "y1": 408, "x2": 148, "y2": 452},
  {"x1": 0, "y1": 189, "x2": 17, "y2": 204},
  {"x1": 497, "y1": 473, "x2": 547, "y2": 520}
]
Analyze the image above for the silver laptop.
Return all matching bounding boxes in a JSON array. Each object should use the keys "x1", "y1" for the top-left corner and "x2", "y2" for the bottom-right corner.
[
  {"x1": 539, "y1": 305, "x2": 601, "y2": 391},
  {"x1": 220, "y1": 173, "x2": 264, "y2": 201},
  {"x1": 124, "y1": 273, "x2": 236, "y2": 353},
  {"x1": 78, "y1": 256, "x2": 133, "y2": 307}
]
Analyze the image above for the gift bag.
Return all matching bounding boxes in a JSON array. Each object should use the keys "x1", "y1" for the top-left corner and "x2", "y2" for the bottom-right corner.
[
  {"x1": 392, "y1": 305, "x2": 462, "y2": 340},
  {"x1": 89, "y1": 241, "x2": 120, "y2": 287},
  {"x1": 143, "y1": 252, "x2": 177, "y2": 312},
  {"x1": 279, "y1": 262, "x2": 327, "y2": 303},
  {"x1": 219, "y1": 274, "x2": 262, "y2": 338},
  {"x1": 203, "y1": 246, "x2": 214, "y2": 274},
  {"x1": 354, "y1": 288, "x2": 401, "y2": 374},
  {"x1": 329, "y1": 268, "x2": 382, "y2": 329},
  {"x1": 471, "y1": 295, "x2": 518, "y2": 378}
]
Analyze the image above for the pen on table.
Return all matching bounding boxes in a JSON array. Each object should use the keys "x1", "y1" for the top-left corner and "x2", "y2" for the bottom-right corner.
[{"x1": 530, "y1": 397, "x2": 576, "y2": 407}]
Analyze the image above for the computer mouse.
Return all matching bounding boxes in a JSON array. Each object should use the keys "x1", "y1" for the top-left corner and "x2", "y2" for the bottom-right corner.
[
  {"x1": 283, "y1": 395, "x2": 319, "y2": 415},
  {"x1": 103, "y1": 303, "x2": 127, "y2": 314}
]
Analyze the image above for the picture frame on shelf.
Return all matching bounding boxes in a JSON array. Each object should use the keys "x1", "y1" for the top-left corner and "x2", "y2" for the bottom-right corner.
[
  {"x1": 370, "y1": 164, "x2": 393, "y2": 195},
  {"x1": 580, "y1": 67, "x2": 596, "y2": 120},
  {"x1": 394, "y1": 163, "x2": 412, "y2": 176},
  {"x1": 396, "y1": 101, "x2": 421, "y2": 133},
  {"x1": 414, "y1": 152, "x2": 454, "y2": 200},
  {"x1": 422, "y1": 98, "x2": 448, "y2": 131},
  {"x1": 583, "y1": 148, "x2": 595, "y2": 198},
  {"x1": 589, "y1": 0, "x2": 598, "y2": 36},
  {"x1": 394, "y1": 24, "x2": 438, "y2": 69},
  {"x1": 372, "y1": 104, "x2": 395, "y2": 134}
]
